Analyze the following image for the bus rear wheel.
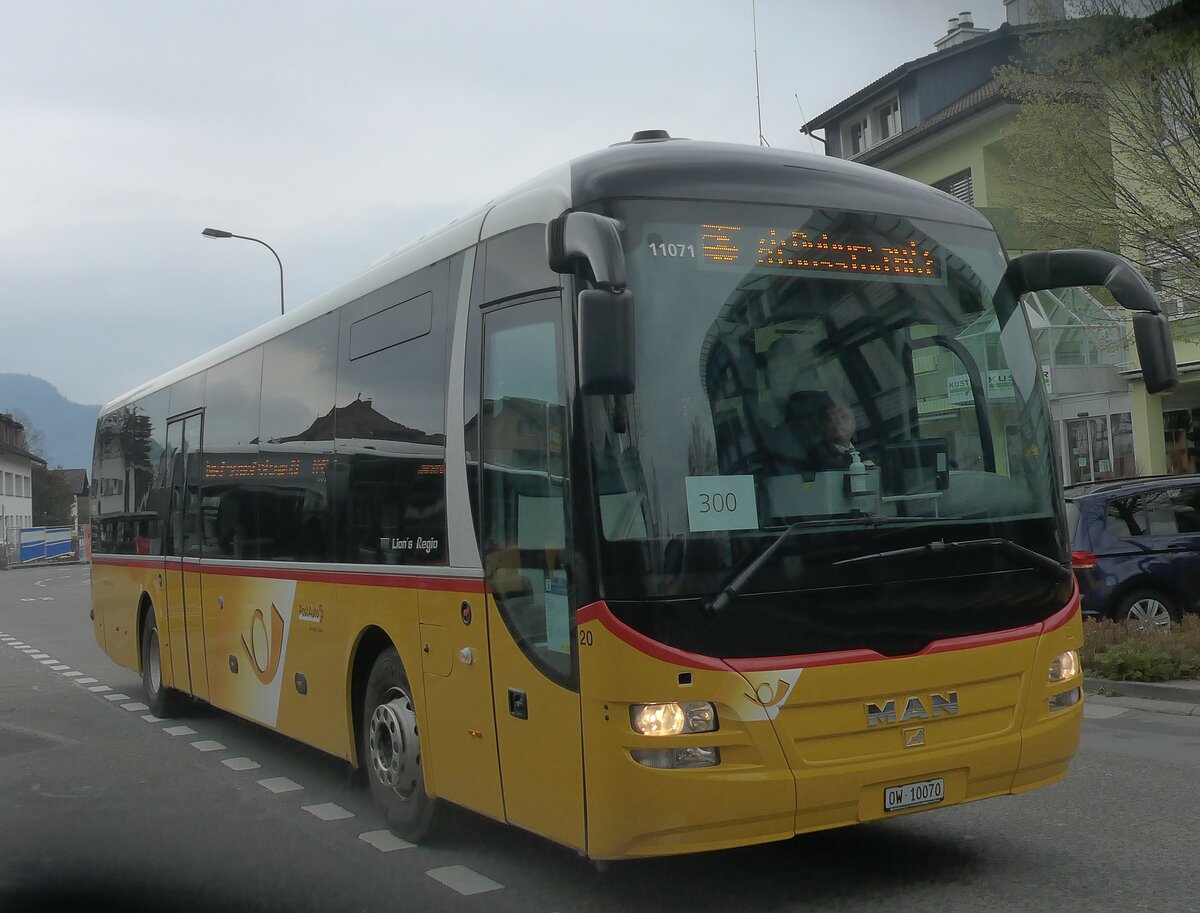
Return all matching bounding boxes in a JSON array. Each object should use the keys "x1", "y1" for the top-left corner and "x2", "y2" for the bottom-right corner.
[
  {"x1": 361, "y1": 647, "x2": 439, "y2": 841},
  {"x1": 141, "y1": 606, "x2": 183, "y2": 717}
]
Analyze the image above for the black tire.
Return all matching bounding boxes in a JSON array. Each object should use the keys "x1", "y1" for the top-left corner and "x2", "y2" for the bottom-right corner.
[
  {"x1": 1112, "y1": 588, "x2": 1179, "y2": 630},
  {"x1": 360, "y1": 647, "x2": 439, "y2": 841},
  {"x1": 141, "y1": 606, "x2": 183, "y2": 717}
]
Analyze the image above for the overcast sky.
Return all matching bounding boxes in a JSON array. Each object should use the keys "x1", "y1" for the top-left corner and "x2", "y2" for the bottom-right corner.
[{"x1": 1, "y1": 0, "x2": 1007, "y2": 407}]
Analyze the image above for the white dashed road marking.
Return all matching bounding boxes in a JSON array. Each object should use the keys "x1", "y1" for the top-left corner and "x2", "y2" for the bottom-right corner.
[
  {"x1": 191, "y1": 740, "x2": 226, "y2": 752},
  {"x1": 39, "y1": 659, "x2": 60, "y2": 665},
  {"x1": 258, "y1": 777, "x2": 303, "y2": 794},
  {"x1": 30, "y1": 653, "x2": 50, "y2": 659},
  {"x1": 104, "y1": 693, "x2": 132, "y2": 702},
  {"x1": 21, "y1": 648, "x2": 40, "y2": 653},
  {"x1": 164, "y1": 726, "x2": 197, "y2": 737},
  {"x1": 50, "y1": 665, "x2": 70, "y2": 671},
  {"x1": 122, "y1": 702, "x2": 150, "y2": 712},
  {"x1": 359, "y1": 830, "x2": 414, "y2": 852},
  {"x1": 141, "y1": 714, "x2": 165, "y2": 723},
  {"x1": 75, "y1": 677, "x2": 98, "y2": 684},
  {"x1": 222, "y1": 757, "x2": 261, "y2": 771},
  {"x1": 62, "y1": 671, "x2": 83, "y2": 677},
  {"x1": 425, "y1": 866, "x2": 503, "y2": 896},
  {"x1": 88, "y1": 685, "x2": 111, "y2": 693},
  {"x1": 303, "y1": 802, "x2": 355, "y2": 821}
]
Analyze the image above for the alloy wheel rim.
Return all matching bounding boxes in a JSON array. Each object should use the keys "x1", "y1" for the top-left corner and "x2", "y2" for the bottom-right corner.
[
  {"x1": 148, "y1": 628, "x2": 162, "y2": 693},
  {"x1": 369, "y1": 688, "x2": 420, "y2": 800},
  {"x1": 1128, "y1": 598, "x2": 1171, "y2": 630}
]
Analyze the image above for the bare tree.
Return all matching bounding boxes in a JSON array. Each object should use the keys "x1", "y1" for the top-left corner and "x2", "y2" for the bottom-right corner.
[{"x1": 996, "y1": 1, "x2": 1200, "y2": 311}]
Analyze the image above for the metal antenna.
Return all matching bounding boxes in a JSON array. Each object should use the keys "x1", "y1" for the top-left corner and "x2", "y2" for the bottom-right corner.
[
  {"x1": 795, "y1": 94, "x2": 817, "y2": 154},
  {"x1": 753, "y1": 0, "x2": 769, "y2": 146}
]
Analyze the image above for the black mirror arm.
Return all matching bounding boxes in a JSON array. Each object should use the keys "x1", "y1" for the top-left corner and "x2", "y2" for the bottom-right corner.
[
  {"x1": 1005, "y1": 249, "x2": 1162, "y2": 315},
  {"x1": 547, "y1": 213, "x2": 627, "y2": 291}
]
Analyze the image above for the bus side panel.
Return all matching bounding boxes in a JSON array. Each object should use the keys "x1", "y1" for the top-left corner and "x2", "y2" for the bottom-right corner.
[
  {"x1": 91, "y1": 558, "x2": 152, "y2": 675},
  {"x1": 578, "y1": 612, "x2": 796, "y2": 860},
  {"x1": 273, "y1": 578, "x2": 345, "y2": 758},
  {"x1": 416, "y1": 586, "x2": 504, "y2": 821},
  {"x1": 198, "y1": 568, "x2": 345, "y2": 758}
]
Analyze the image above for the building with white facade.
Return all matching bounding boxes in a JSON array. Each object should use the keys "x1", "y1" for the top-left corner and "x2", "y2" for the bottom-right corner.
[{"x1": 0, "y1": 413, "x2": 46, "y2": 546}]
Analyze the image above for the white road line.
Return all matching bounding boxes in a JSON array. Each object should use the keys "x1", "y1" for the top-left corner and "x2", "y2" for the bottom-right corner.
[
  {"x1": 88, "y1": 685, "x2": 111, "y2": 693},
  {"x1": 75, "y1": 677, "x2": 98, "y2": 684},
  {"x1": 425, "y1": 866, "x2": 504, "y2": 896},
  {"x1": 358, "y1": 830, "x2": 415, "y2": 852},
  {"x1": 29, "y1": 653, "x2": 49, "y2": 659},
  {"x1": 191, "y1": 740, "x2": 226, "y2": 752},
  {"x1": 62, "y1": 671, "x2": 83, "y2": 677},
  {"x1": 222, "y1": 757, "x2": 261, "y2": 771},
  {"x1": 10, "y1": 643, "x2": 29, "y2": 648},
  {"x1": 122, "y1": 702, "x2": 150, "y2": 712},
  {"x1": 21, "y1": 648, "x2": 41, "y2": 654},
  {"x1": 302, "y1": 802, "x2": 355, "y2": 821},
  {"x1": 164, "y1": 725, "x2": 197, "y2": 737},
  {"x1": 141, "y1": 714, "x2": 165, "y2": 722},
  {"x1": 257, "y1": 777, "x2": 303, "y2": 794},
  {"x1": 39, "y1": 659, "x2": 60, "y2": 665},
  {"x1": 103, "y1": 693, "x2": 132, "y2": 702}
]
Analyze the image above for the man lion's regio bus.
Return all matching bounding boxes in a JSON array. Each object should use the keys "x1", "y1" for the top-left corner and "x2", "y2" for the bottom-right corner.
[{"x1": 89, "y1": 132, "x2": 1177, "y2": 859}]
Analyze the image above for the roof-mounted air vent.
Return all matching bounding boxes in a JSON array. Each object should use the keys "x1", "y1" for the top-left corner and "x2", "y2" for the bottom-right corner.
[{"x1": 611, "y1": 129, "x2": 683, "y2": 146}]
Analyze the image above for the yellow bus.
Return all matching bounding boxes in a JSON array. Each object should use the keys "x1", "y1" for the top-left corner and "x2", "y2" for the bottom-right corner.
[{"x1": 90, "y1": 131, "x2": 1177, "y2": 860}]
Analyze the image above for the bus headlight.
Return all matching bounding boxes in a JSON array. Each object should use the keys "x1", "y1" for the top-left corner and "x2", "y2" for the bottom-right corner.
[
  {"x1": 630, "y1": 701, "x2": 718, "y2": 736},
  {"x1": 632, "y1": 746, "x2": 720, "y2": 769},
  {"x1": 1048, "y1": 650, "x2": 1080, "y2": 683}
]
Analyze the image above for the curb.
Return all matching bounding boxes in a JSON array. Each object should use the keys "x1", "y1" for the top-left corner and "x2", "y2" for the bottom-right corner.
[{"x1": 1084, "y1": 676, "x2": 1200, "y2": 717}]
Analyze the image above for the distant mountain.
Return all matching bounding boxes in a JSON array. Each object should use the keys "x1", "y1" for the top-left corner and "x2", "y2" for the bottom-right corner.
[{"x1": 0, "y1": 374, "x2": 100, "y2": 471}]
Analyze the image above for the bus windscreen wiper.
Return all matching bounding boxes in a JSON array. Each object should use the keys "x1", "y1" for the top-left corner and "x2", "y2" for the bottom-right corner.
[
  {"x1": 706, "y1": 515, "x2": 909, "y2": 614},
  {"x1": 833, "y1": 537, "x2": 1071, "y2": 582}
]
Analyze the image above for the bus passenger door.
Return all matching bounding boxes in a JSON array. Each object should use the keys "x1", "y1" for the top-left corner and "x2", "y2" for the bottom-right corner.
[
  {"x1": 479, "y1": 296, "x2": 585, "y2": 852},
  {"x1": 163, "y1": 412, "x2": 209, "y2": 699}
]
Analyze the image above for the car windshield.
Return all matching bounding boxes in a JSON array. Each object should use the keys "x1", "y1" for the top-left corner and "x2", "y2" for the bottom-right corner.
[{"x1": 582, "y1": 199, "x2": 1070, "y2": 656}]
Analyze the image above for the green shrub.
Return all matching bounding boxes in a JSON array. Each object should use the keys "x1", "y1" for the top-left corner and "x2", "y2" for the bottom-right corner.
[{"x1": 1081, "y1": 615, "x2": 1200, "y2": 682}]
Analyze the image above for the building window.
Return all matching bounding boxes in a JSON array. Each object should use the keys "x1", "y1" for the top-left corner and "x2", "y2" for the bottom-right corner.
[
  {"x1": 848, "y1": 116, "x2": 868, "y2": 156},
  {"x1": 877, "y1": 97, "x2": 901, "y2": 140},
  {"x1": 933, "y1": 169, "x2": 975, "y2": 206}
]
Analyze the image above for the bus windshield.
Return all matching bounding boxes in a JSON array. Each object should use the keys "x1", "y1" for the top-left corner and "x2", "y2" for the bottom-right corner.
[{"x1": 584, "y1": 199, "x2": 1070, "y2": 658}]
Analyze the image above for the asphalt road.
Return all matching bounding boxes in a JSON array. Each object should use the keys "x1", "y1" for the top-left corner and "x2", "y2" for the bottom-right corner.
[{"x1": 1, "y1": 565, "x2": 1198, "y2": 913}]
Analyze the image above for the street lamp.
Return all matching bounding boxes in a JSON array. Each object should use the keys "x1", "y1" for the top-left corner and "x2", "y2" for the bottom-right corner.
[{"x1": 201, "y1": 227, "x2": 286, "y2": 316}]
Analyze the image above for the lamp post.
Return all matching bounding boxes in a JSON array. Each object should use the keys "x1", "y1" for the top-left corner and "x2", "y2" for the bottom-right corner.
[{"x1": 202, "y1": 227, "x2": 286, "y2": 316}]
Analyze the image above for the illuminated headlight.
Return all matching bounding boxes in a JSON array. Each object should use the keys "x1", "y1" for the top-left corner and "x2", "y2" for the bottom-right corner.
[
  {"x1": 1049, "y1": 688, "x2": 1082, "y2": 712},
  {"x1": 632, "y1": 746, "x2": 720, "y2": 769},
  {"x1": 630, "y1": 701, "x2": 718, "y2": 736},
  {"x1": 1048, "y1": 650, "x2": 1080, "y2": 683}
]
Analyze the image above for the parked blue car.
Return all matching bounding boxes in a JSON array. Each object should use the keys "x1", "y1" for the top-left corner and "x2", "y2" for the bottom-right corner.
[{"x1": 1065, "y1": 475, "x2": 1200, "y2": 628}]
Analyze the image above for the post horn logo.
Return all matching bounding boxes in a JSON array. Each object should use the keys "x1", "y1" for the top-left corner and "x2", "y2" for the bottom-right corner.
[
  {"x1": 241, "y1": 603, "x2": 285, "y2": 685},
  {"x1": 745, "y1": 679, "x2": 791, "y2": 710}
]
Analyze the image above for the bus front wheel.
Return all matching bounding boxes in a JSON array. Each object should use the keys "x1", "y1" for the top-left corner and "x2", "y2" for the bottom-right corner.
[
  {"x1": 361, "y1": 647, "x2": 438, "y2": 841},
  {"x1": 141, "y1": 606, "x2": 183, "y2": 717}
]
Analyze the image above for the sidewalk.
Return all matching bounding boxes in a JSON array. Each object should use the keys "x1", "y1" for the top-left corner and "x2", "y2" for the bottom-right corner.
[{"x1": 1084, "y1": 676, "x2": 1200, "y2": 717}]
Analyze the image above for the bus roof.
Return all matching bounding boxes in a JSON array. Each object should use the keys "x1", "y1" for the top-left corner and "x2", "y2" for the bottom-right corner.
[{"x1": 102, "y1": 135, "x2": 991, "y2": 415}]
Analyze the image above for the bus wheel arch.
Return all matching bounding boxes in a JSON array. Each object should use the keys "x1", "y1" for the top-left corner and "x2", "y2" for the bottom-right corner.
[{"x1": 358, "y1": 644, "x2": 440, "y2": 842}]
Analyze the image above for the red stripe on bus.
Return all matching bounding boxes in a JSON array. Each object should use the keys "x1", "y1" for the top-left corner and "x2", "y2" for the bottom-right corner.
[
  {"x1": 90, "y1": 555, "x2": 486, "y2": 593},
  {"x1": 577, "y1": 601, "x2": 731, "y2": 672},
  {"x1": 582, "y1": 582, "x2": 1080, "y2": 674}
]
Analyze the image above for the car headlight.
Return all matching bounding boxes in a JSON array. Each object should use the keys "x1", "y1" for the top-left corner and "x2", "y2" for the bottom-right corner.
[{"x1": 630, "y1": 701, "x2": 718, "y2": 736}]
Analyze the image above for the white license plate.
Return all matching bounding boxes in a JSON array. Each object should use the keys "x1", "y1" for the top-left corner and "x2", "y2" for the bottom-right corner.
[{"x1": 884, "y1": 777, "x2": 945, "y2": 812}]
